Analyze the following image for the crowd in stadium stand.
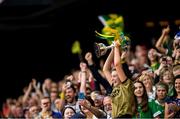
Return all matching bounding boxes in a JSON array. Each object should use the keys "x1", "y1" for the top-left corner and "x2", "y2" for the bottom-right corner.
[{"x1": 1, "y1": 26, "x2": 180, "y2": 118}]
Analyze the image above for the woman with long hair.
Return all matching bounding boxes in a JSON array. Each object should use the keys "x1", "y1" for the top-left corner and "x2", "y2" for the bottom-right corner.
[
  {"x1": 133, "y1": 81, "x2": 161, "y2": 118},
  {"x1": 138, "y1": 73, "x2": 156, "y2": 99}
]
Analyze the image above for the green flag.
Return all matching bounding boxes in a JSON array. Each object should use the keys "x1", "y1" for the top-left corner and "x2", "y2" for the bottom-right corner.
[
  {"x1": 71, "y1": 40, "x2": 82, "y2": 54},
  {"x1": 98, "y1": 13, "x2": 124, "y2": 44}
]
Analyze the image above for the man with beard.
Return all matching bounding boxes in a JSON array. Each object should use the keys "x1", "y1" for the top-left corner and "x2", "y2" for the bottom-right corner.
[{"x1": 60, "y1": 82, "x2": 80, "y2": 113}]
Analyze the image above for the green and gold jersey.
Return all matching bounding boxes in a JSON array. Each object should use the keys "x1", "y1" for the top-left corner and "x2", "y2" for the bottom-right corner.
[{"x1": 111, "y1": 79, "x2": 134, "y2": 118}]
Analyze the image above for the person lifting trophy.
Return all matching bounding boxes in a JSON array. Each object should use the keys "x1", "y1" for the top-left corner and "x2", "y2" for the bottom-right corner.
[{"x1": 94, "y1": 27, "x2": 131, "y2": 58}]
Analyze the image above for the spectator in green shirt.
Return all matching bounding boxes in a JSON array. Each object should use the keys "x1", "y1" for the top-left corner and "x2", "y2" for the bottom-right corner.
[
  {"x1": 148, "y1": 48, "x2": 161, "y2": 72},
  {"x1": 133, "y1": 81, "x2": 161, "y2": 118}
]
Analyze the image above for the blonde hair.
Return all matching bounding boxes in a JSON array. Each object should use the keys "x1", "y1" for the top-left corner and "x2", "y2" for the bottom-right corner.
[
  {"x1": 159, "y1": 67, "x2": 174, "y2": 80},
  {"x1": 138, "y1": 73, "x2": 153, "y2": 83},
  {"x1": 173, "y1": 64, "x2": 180, "y2": 72}
]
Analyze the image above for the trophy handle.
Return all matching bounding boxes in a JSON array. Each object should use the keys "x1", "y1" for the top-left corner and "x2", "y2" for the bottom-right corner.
[{"x1": 94, "y1": 42, "x2": 114, "y2": 58}]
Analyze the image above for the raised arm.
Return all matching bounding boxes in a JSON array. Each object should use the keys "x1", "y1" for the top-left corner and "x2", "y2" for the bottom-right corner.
[
  {"x1": 103, "y1": 48, "x2": 114, "y2": 85},
  {"x1": 155, "y1": 26, "x2": 170, "y2": 54},
  {"x1": 32, "y1": 78, "x2": 43, "y2": 99},
  {"x1": 114, "y1": 41, "x2": 127, "y2": 82},
  {"x1": 79, "y1": 62, "x2": 88, "y2": 95},
  {"x1": 58, "y1": 83, "x2": 67, "y2": 111},
  {"x1": 85, "y1": 52, "x2": 112, "y2": 94},
  {"x1": 79, "y1": 99, "x2": 106, "y2": 118},
  {"x1": 22, "y1": 82, "x2": 32, "y2": 104}
]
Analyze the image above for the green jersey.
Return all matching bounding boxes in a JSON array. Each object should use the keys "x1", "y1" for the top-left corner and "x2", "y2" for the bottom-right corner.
[{"x1": 133, "y1": 99, "x2": 162, "y2": 118}]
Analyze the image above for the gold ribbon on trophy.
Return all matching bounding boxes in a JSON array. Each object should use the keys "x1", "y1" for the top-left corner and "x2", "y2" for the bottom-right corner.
[{"x1": 94, "y1": 27, "x2": 130, "y2": 58}]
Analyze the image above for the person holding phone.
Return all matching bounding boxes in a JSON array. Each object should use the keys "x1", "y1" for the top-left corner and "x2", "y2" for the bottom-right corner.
[
  {"x1": 71, "y1": 62, "x2": 106, "y2": 119},
  {"x1": 78, "y1": 92, "x2": 85, "y2": 100}
]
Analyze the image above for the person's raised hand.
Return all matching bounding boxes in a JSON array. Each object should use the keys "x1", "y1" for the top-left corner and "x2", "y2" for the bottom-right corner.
[
  {"x1": 121, "y1": 50, "x2": 127, "y2": 61},
  {"x1": 62, "y1": 83, "x2": 68, "y2": 92},
  {"x1": 162, "y1": 25, "x2": 170, "y2": 35},
  {"x1": 85, "y1": 52, "x2": 93, "y2": 65},
  {"x1": 32, "y1": 78, "x2": 37, "y2": 88},
  {"x1": 80, "y1": 62, "x2": 87, "y2": 72}
]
